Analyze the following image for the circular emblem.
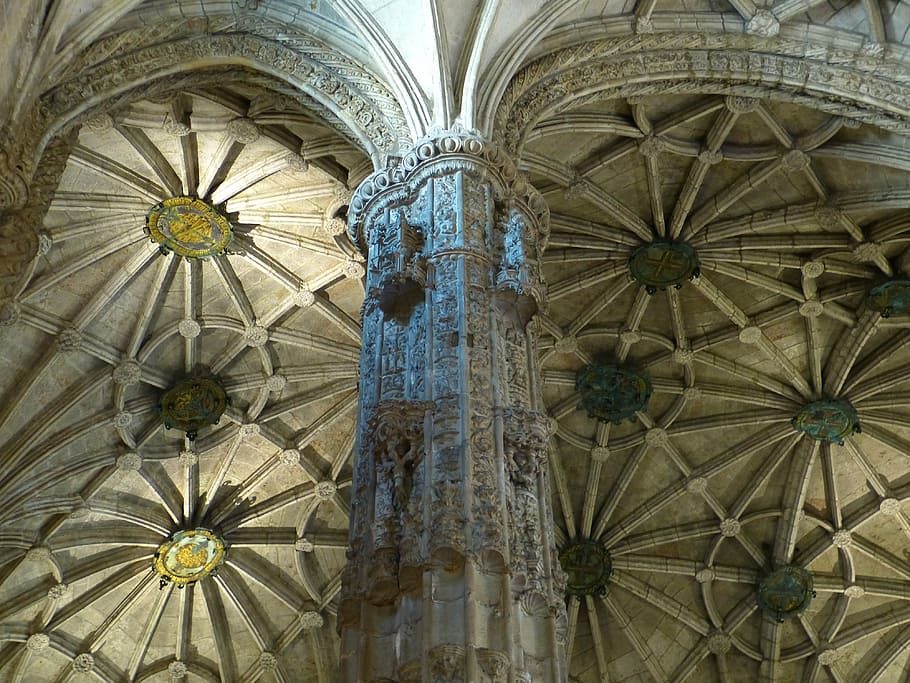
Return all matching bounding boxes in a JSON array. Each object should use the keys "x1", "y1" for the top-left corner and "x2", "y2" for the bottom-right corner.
[
  {"x1": 559, "y1": 540, "x2": 612, "y2": 598},
  {"x1": 156, "y1": 376, "x2": 228, "y2": 440},
  {"x1": 576, "y1": 363, "x2": 652, "y2": 424},
  {"x1": 154, "y1": 529, "x2": 226, "y2": 587},
  {"x1": 146, "y1": 196, "x2": 233, "y2": 258},
  {"x1": 757, "y1": 565, "x2": 815, "y2": 622},
  {"x1": 629, "y1": 240, "x2": 700, "y2": 294},
  {"x1": 866, "y1": 280, "x2": 910, "y2": 318},
  {"x1": 791, "y1": 399, "x2": 860, "y2": 445}
]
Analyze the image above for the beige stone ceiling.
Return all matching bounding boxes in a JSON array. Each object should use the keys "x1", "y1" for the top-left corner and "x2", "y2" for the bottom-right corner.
[
  {"x1": 527, "y1": 93, "x2": 910, "y2": 681},
  {"x1": 0, "y1": 89, "x2": 366, "y2": 681},
  {"x1": 2, "y1": 0, "x2": 910, "y2": 682}
]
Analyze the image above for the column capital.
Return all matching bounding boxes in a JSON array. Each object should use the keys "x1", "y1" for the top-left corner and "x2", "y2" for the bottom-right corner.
[{"x1": 348, "y1": 125, "x2": 549, "y2": 251}]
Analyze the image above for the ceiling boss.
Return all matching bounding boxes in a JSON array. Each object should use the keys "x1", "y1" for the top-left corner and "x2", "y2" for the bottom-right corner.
[
  {"x1": 145, "y1": 196, "x2": 234, "y2": 258},
  {"x1": 154, "y1": 529, "x2": 227, "y2": 589}
]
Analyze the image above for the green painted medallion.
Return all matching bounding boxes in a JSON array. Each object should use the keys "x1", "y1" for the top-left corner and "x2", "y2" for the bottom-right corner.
[
  {"x1": 559, "y1": 540, "x2": 612, "y2": 598},
  {"x1": 576, "y1": 363, "x2": 652, "y2": 424},
  {"x1": 791, "y1": 399, "x2": 860, "y2": 445},
  {"x1": 629, "y1": 240, "x2": 700, "y2": 294},
  {"x1": 156, "y1": 376, "x2": 228, "y2": 440},
  {"x1": 866, "y1": 280, "x2": 910, "y2": 318}
]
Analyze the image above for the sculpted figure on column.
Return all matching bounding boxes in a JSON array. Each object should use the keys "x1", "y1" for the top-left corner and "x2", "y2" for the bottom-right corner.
[{"x1": 342, "y1": 126, "x2": 568, "y2": 683}]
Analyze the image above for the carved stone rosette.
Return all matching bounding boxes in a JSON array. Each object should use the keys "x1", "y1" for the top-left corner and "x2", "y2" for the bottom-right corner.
[{"x1": 341, "y1": 127, "x2": 566, "y2": 682}]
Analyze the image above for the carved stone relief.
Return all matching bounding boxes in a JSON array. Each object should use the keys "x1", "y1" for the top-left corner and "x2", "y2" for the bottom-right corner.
[
  {"x1": 0, "y1": 132, "x2": 74, "y2": 299},
  {"x1": 494, "y1": 34, "x2": 910, "y2": 154},
  {"x1": 367, "y1": 398, "x2": 429, "y2": 602},
  {"x1": 341, "y1": 129, "x2": 565, "y2": 682}
]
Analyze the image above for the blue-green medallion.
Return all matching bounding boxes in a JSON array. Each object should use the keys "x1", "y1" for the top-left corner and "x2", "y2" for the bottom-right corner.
[
  {"x1": 757, "y1": 565, "x2": 815, "y2": 622},
  {"x1": 576, "y1": 363, "x2": 652, "y2": 424},
  {"x1": 559, "y1": 540, "x2": 612, "y2": 598},
  {"x1": 866, "y1": 280, "x2": 910, "y2": 318},
  {"x1": 791, "y1": 399, "x2": 860, "y2": 445},
  {"x1": 629, "y1": 240, "x2": 700, "y2": 294}
]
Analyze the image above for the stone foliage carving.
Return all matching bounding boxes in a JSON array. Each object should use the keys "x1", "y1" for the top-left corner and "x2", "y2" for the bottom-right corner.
[
  {"x1": 259, "y1": 651, "x2": 277, "y2": 671},
  {"x1": 429, "y1": 645, "x2": 465, "y2": 683},
  {"x1": 112, "y1": 360, "x2": 142, "y2": 386},
  {"x1": 167, "y1": 660, "x2": 187, "y2": 678},
  {"x1": 226, "y1": 117, "x2": 260, "y2": 144},
  {"x1": 477, "y1": 649, "x2": 511, "y2": 682},
  {"x1": 300, "y1": 610, "x2": 324, "y2": 629},
  {"x1": 26, "y1": 633, "x2": 50, "y2": 651},
  {"x1": 72, "y1": 653, "x2": 95, "y2": 672},
  {"x1": 47, "y1": 583, "x2": 67, "y2": 600},
  {"x1": 244, "y1": 325, "x2": 269, "y2": 347},
  {"x1": 117, "y1": 452, "x2": 142, "y2": 471},
  {"x1": 745, "y1": 10, "x2": 780, "y2": 38},
  {"x1": 162, "y1": 114, "x2": 191, "y2": 137}
]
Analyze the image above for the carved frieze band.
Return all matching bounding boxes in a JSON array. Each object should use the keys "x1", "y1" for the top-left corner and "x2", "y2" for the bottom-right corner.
[
  {"x1": 494, "y1": 33, "x2": 910, "y2": 154},
  {"x1": 43, "y1": 33, "x2": 400, "y2": 152},
  {"x1": 2, "y1": 22, "x2": 408, "y2": 209}
]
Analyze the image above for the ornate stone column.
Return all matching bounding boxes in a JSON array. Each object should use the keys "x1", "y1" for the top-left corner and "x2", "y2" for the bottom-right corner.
[{"x1": 341, "y1": 127, "x2": 568, "y2": 682}]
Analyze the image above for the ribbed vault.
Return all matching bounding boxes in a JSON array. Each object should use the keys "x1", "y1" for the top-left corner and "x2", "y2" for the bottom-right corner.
[
  {"x1": 2, "y1": 1, "x2": 910, "y2": 682},
  {"x1": 527, "y1": 91, "x2": 910, "y2": 681},
  {"x1": 0, "y1": 88, "x2": 364, "y2": 682}
]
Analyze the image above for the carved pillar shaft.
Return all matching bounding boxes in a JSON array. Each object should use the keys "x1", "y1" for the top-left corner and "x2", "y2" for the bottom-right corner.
[{"x1": 342, "y1": 129, "x2": 567, "y2": 683}]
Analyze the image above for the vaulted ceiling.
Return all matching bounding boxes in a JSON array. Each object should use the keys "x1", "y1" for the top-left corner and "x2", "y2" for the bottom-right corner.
[
  {"x1": 0, "y1": 89, "x2": 364, "y2": 681},
  {"x1": 530, "y1": 91, "x2": 910, "y2": 682},
  {"x1": 1, "y1": 1, "x2": 910, "y2": 682}
]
